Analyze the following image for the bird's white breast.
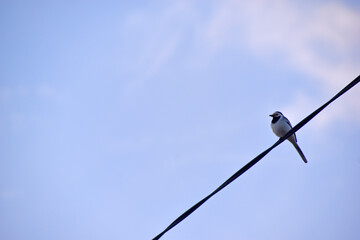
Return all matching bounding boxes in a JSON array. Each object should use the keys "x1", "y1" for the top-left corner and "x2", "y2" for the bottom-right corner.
[{"x1": 271, "y1": 118, "x2": 292, "y2": 138}]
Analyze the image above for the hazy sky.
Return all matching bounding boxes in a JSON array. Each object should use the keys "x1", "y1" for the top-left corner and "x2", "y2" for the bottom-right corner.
[{"x1": 1, "y1": 1, "x2": 360, "y2": 240}]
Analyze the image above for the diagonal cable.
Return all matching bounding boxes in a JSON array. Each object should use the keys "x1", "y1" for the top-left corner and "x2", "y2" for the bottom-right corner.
[{"x1": 153, "y1": 75, "x2": 360, "y2": 240}]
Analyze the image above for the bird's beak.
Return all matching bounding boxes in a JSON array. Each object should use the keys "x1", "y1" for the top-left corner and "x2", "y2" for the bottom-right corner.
[{"x1": 269, "y1": 114, "x2": 274, "y2": 117}]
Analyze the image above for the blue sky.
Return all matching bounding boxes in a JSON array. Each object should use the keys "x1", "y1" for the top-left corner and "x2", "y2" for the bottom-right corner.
[{"x1": 1, "y1": 1, "x2": 360, "y2": 240}]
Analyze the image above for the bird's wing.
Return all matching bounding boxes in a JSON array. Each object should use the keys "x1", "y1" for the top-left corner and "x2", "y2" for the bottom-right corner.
[
  {"x1": 284, "y1": 116, "x2": 297, "y2": 141},
  {"x1": 283, "y1": 116, "x2": 292, "y2": 127}
]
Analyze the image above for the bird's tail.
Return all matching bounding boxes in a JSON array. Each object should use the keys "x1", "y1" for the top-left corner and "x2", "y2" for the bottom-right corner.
[{"x1": 292, "y1": 142, "x2": 308, "y2": 163}]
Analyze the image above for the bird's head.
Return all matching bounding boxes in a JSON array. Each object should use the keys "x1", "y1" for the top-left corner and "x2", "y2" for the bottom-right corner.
[{"x1": 269, "y1": 111, "x2": 283, "y2": 118}]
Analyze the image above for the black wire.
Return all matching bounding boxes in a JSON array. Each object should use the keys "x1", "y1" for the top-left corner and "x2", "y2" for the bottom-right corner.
[{"x1": 153, "y1": 75, "x2": 360, "y2": 240}]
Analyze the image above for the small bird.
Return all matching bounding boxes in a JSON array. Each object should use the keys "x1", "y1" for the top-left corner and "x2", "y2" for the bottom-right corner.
[{"x1": 270, "y1": 111, "x2": 307, "y2": 163}]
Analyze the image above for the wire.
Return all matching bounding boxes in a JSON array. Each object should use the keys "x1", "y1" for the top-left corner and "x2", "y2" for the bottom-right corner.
[{"x1": 153, "y1": 75, "x2": 360, "y2": 240}]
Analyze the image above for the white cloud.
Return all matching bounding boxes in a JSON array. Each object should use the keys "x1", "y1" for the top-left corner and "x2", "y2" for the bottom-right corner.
[
  {"x1": 145, "y1": 34, "x2": 180, "y2": 77},
  {"x1": 118, "y1": 0, "x2": 360, "y2": 127},
  {"x1": 203, "y1": 0, "x2": 360, "y2": 127},
  {"x1": 119, "y1": 2, "x2": 194, "y2": 101}
]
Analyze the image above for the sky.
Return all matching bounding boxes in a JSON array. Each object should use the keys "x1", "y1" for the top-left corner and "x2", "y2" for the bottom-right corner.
[{"x1": 0, "y1": 1, "x2": 360, "y2": 240}]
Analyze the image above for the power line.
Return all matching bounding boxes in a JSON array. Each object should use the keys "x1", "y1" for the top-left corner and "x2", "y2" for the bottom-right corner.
[{"x1": 153, "y1": 75, "x2": 360, "y2": 240}]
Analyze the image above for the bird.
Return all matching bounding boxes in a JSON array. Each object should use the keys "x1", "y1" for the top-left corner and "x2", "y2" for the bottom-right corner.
[{"x1": 269, "y1": 111, "x2": 307, "y2": 163}]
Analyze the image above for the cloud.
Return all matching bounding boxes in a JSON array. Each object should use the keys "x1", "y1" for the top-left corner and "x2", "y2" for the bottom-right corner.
[
  {"x1": 117, "y1": 0, "x2": 360, "y2": 126},
  {"x1": 204, "y1": 0, "x2": 360, "y2": 72},
  {"x1": 203, "y1": 0, "x2": 360, "y2": 127},
  {"x1": 119, "y1": 2, "x2": 193, "y2": 101},
  {"x1": 146, "y1": 34, "x2": 180, "y2": 76}
]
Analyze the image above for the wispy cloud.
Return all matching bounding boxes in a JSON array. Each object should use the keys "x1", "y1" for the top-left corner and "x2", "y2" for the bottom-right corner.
[
  {"x1": 117, "y1": 0, "x2": 360, "y2": 126},
  {"x1": 119, "y1": 2, "x2": 196, "y2": 100},
  {"x1": 203, "y1": 0, "x2": 360, "y2": 127},
  {"x1": 146, "y1": 34, "x2": 180, "y2": 76}
]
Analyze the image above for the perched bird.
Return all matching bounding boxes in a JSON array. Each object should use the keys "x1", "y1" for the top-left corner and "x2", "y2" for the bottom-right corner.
[{"x1": 270, "y1": 111, "x2": 307, "y2": 163}]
